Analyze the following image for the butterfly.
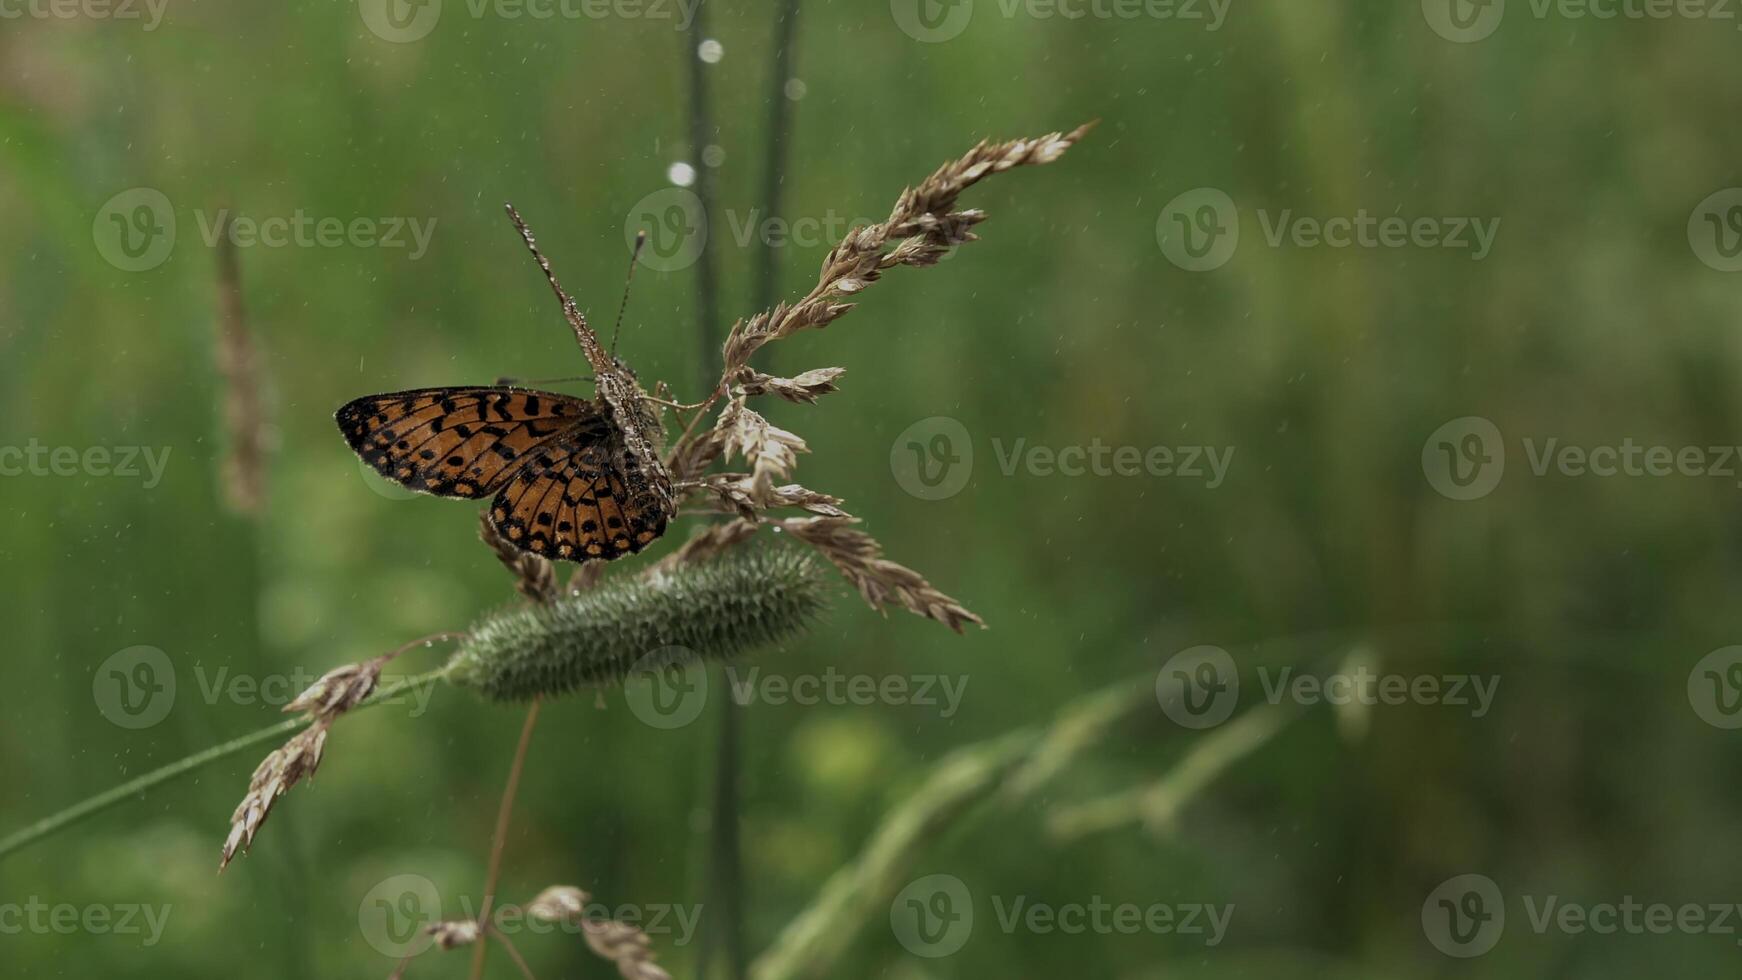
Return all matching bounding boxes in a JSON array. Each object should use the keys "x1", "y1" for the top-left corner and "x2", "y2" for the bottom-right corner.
[{"x1": 335, "y1": 205, "x2": 677, "y2": 564}]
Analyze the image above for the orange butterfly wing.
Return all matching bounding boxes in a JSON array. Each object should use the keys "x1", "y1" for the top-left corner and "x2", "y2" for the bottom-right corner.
[
  {"x1": 488, "y1": 435, "x2": 672, "y2": 562},
  {"x1": 336, "y1": 387, "x2": 603, "y2": 499}
]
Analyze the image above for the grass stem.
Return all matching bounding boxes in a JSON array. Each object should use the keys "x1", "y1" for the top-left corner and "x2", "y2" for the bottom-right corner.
[
  {"x1": 468, "y1": 698, "x2": 544, "y2": 980},
  {"x1": 0, "y1": 669, "x2": 448, "y2": 864}
]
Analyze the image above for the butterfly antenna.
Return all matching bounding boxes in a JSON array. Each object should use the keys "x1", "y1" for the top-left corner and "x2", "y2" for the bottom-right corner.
[
  {"x1": 611, "y1": 229, "x2": 647, "y2": 357},
  {"x1": 504, "y1": 203, "x2": 571, "y2": 309},
  {"x1": 504, "y1": 203, "x2": 610, "y2": 370}
]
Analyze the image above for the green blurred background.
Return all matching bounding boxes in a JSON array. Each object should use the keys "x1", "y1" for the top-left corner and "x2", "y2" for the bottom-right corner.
[{"x1": 5, "y1": 0, "x2": 1742, "y2": 976}]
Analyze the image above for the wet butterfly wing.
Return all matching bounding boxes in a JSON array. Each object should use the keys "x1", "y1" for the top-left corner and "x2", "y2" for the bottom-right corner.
[
  {"x1": 336, "y1": 387, "x2": 603, "y2": 498},
  {"x1": 488, "y1": 434, "x2": 672, "y2": 562}
]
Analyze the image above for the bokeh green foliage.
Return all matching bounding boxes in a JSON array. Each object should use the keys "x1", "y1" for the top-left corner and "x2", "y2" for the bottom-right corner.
[{"x1": 3, "y1": 1, "x2": 1742, "y2": 978}]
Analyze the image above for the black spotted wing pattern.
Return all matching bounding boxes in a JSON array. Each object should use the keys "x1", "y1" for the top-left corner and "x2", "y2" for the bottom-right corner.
[
  {"x1": 487, "y1": 434, "x2": 670, "y2": 562},
  {"x1": 336, "y1": 387, "x2": 604, "y2": 499}
]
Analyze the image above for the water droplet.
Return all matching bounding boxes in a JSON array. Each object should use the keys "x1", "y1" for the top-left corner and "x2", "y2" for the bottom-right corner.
[
  {"x1": 784, "y1": 78, "x2": 807, "y2": 101},
  {"x1": 697, "y1": 39, "x2": 724, "y2": 64},
  {"x1": 667, "y1": 161, "x2": 697, "y2": 187},
  {"x1": 701, "y1": 145, "x2": 726, "y2": 168}
]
